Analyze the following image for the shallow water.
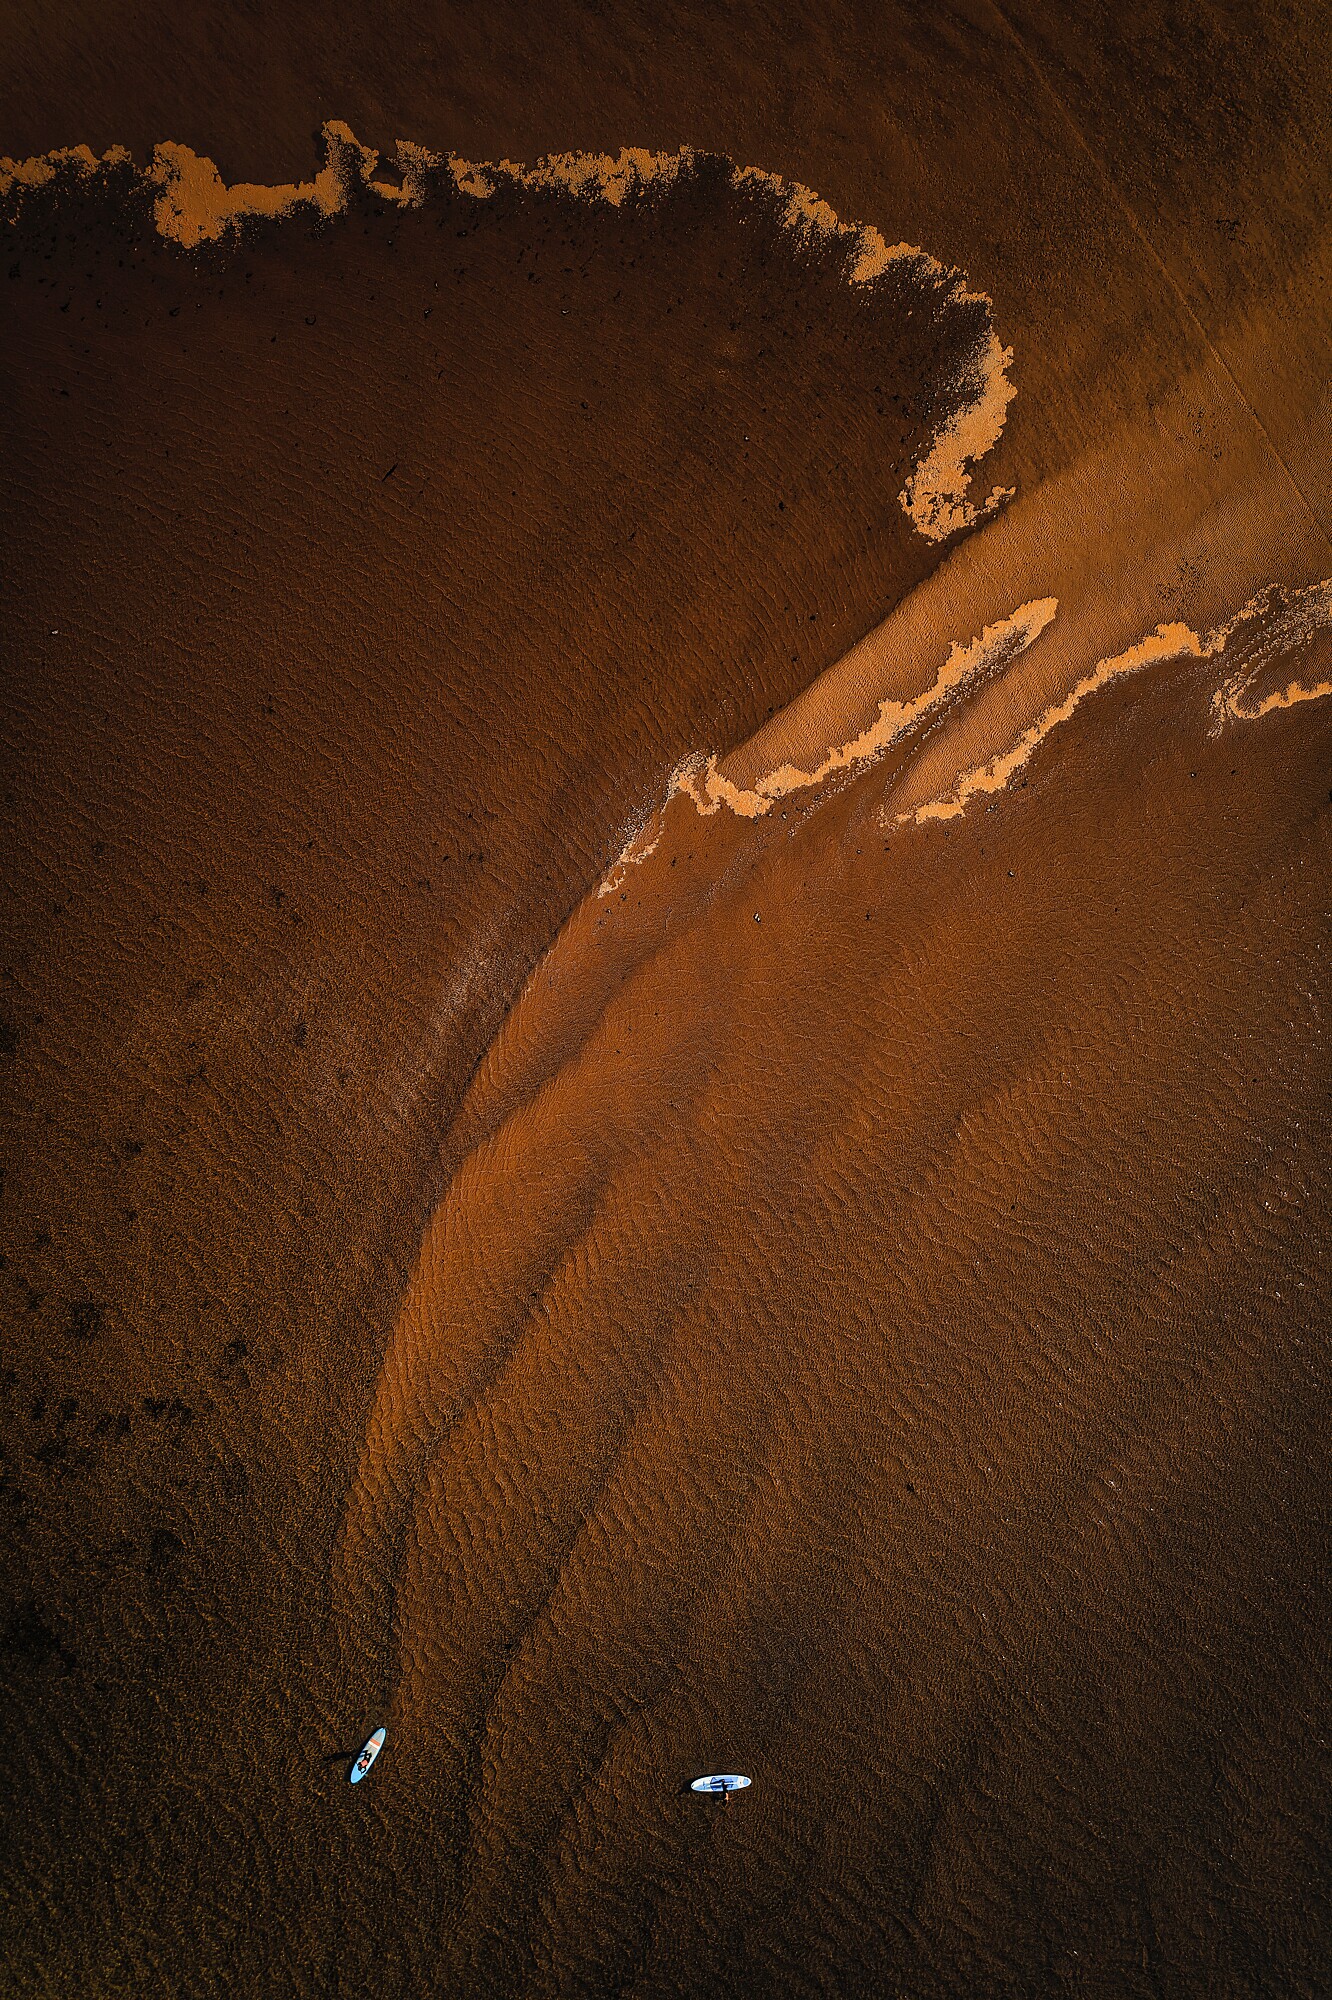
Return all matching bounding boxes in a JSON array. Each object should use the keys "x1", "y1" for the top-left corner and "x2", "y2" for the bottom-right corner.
[{"x1": 3, "y1": 6, "x2": 1332, "y2": 1994}]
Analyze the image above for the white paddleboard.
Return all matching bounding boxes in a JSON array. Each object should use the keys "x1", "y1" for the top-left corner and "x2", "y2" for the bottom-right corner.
[
  {"x1": 350, "y1": 1727, "x2": 386, "y2": 1784},
  {"x1": 691, "y1": 1773, "x2": 751, "y2": 1794}
]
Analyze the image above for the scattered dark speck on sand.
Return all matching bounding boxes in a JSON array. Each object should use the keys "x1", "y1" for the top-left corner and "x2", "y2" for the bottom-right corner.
[
  {"x1": 6, "y1": 49, "x2": 1332, "y2": 1996},
  {"x1": 142, "y1": 1395, "x2": 195, "y2": 1430},
  {"x1": 66, "y1": 1300, "x2": 105, "y2": 1342},
  {"x1": 219, "y1": 1338, "x2": 250, "y2": 1387},
  {"x1": 0, "y1": 1602, "x2": 76, "y2": 1674},
  {"x1": 148, "y1": 1526, "x2": 184, "y2": 1571}
]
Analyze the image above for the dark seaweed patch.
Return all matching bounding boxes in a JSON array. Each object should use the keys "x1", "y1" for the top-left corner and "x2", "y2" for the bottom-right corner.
[
  {"x1": 66, "y1": 1300, "x2": 105, "y2": 1342},
  {"x1": 147, "y1": 1527, "x2": 184, "y2": 1571},
  {"x1": 0, "y1": 1601, "x2": 76, "y2": 1674}
]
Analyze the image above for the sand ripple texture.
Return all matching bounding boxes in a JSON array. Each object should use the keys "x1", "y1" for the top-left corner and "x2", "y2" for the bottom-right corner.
[
  {"x1": 347, "y1": 588, "x2": 1332, "y2": 1999},
  {"x1": 4, "y1": 27, "x2": 1332, "y2": 2000},
  {"x1": 0, "y1": 129, "x2": 1015, "y2": 1999}
]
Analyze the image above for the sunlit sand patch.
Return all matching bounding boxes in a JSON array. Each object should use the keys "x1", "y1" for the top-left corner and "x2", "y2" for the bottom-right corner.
[
  {"x1": 1, "y1": 120, "x2": 1014, "y2": 550},
  {"x1": 148, "y1": 137, "x2": 349, "y2": 242},
  {"x1": 900, "y1": 329, "x2": 1015, "y2": 541}
]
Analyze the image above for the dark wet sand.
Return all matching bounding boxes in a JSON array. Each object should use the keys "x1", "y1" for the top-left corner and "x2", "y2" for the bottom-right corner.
[{"x1": 3, "y1": 5, "x2": 1332, "y2": 1995}]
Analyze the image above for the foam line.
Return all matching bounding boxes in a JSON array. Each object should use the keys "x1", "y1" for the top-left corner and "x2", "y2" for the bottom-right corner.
[
  {"x1": 1210, "y1": 579, "x2": 1332, "y2": 722},
  {"x1": 2, "y1": 121, "x2": 1015, "y2": 547},
  {"x1": 597, "y1": 599, "x2": 1057, "y2": 893},
  {"x1": 681, "y1": 597, "x2": 1057, "y2": 819},
  {"x1": 903, "y1": 576, "x2": 1332, "y2": 826},
  {"x1": 606, "y1": 577, "x2": 1332, "y2": 875}
]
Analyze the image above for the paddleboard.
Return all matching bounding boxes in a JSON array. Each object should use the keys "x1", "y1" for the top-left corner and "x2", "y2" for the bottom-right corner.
[
  {"x1": 690, "y1": 1773, "x2": 751, "y2": 1794},
  {"x1": 350, "y1": 1727, "x2": 386, "y2": 1784}
]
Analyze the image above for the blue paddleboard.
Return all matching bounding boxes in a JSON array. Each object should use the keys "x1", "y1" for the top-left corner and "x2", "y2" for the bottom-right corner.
[
  {"x1": 350, "y1": 1727, "x2": 386, "y2": 1784},
  {"x1": 690, "y1": 1773, "x2": 751, "y2": 1794}
]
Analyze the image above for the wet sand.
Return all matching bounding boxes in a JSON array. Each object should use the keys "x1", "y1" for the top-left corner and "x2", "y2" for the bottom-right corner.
[{"x1": 3, "y1": 5, "x2": 1332, "y2": 1995}]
